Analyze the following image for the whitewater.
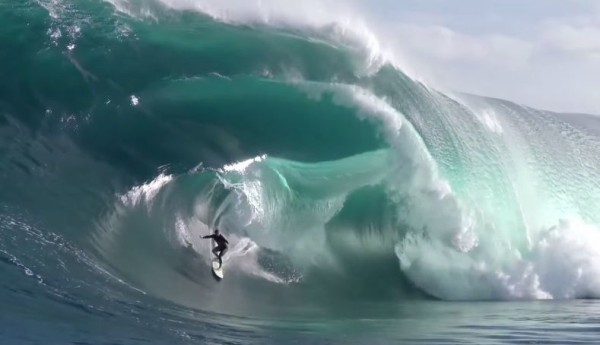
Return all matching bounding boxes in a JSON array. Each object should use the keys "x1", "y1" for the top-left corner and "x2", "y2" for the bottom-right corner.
[{"x1": 2, "y1": 0, "x2": 600, "y2": 344}]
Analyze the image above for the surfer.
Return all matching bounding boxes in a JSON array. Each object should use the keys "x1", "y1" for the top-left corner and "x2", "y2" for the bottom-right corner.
[{"x1": 202, "y1": 229, "x2": 229, "y2": 268}]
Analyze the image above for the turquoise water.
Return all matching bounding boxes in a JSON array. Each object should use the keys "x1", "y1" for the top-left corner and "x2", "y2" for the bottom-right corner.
[{"x1": 2, "y1": 0, "x2": 600, "y2": 343}]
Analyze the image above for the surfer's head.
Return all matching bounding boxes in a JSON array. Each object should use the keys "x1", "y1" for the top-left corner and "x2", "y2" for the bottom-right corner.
[{"x1": 214, "y1": 229, "x2": 219, "y2": 235}]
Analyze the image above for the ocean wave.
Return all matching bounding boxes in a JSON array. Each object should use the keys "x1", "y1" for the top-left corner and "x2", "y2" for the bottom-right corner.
[{"x1": 2, "y1": 1, "x2": 600, "y2": 326}]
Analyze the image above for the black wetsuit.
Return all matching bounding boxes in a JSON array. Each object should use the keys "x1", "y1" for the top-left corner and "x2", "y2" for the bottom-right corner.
[{"x1": 202, "y1": 233, "x2": 229, "y2": 266}]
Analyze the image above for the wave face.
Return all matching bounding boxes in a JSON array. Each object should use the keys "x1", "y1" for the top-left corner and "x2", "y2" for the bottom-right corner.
[{"x1": 2, "y1": 0, "x2": 600, "y2": 331}]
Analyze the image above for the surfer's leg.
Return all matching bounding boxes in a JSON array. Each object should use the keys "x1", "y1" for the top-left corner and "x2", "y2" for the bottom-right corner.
[{"x1": 217, "y1": 247, "x2": 227, "y2": 267}]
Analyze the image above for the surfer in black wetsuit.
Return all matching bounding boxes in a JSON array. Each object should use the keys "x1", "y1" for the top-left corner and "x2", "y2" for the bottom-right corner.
[{"x1": 202, "y1": 229, "x2": 229, "y2": 267}]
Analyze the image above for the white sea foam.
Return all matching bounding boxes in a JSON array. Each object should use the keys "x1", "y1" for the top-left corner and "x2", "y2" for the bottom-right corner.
[
  {"x1": 221, "y1": 155, "x2": 267, "y2": 173},
  {"x1": 119, "y1": 173, "x2": 173, "y2": 208},
  {"x1": 398, "y1": 217, "x2": 600, "y2": 300}
]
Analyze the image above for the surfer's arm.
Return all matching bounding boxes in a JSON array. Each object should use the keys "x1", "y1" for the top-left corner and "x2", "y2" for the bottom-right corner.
[{"x1": 202, "y1": 235, "x2": 215, "y2": 239}]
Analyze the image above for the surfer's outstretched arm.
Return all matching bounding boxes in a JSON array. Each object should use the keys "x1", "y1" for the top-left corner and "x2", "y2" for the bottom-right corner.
[{"x1": 202, "y1": 235, "x2": 215, "y2": 239}]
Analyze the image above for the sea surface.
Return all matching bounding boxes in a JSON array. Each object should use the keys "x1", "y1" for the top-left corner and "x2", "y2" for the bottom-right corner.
[{"x1": 2, "y1": 1, "x2": 600, "y2": 344}]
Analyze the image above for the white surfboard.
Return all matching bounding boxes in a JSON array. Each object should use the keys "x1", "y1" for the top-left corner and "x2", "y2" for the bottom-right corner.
[
  {"x1": 211, "y1": 240, "x2": 224, "y2": 280},
  {"x1": 211, "y1": 260, "x2": 224, "y2": 280}
]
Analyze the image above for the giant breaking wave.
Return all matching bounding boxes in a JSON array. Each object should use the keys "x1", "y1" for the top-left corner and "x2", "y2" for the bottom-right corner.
[{"x1": 2, "y1": 0, "x2": 600, "y2": 321}]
